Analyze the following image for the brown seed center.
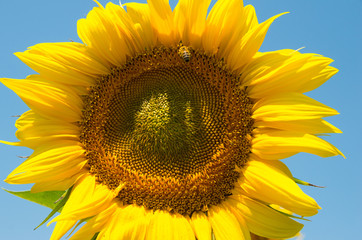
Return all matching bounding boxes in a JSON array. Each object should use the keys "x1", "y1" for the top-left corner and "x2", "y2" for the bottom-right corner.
[{"x1": 80, "y1": 46, "x2": 254, "y2": 215}]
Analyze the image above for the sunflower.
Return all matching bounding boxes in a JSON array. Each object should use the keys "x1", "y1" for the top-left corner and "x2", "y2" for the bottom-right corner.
[{"x1": 2, "y1": 0, "x2": 343, "y2": 239}]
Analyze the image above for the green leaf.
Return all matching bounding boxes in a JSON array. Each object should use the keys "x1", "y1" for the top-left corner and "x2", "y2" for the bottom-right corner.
[
  {"x1": 34, "y1": 187, "x2": 72, "y2": 230},
  {"x1": 3, "y1": 188, "x2": 66, "y2": 209},
  {"x1": 91, "y1": 233, "x2": 99, "y2": 240},
  {"x1": 64, "y1": 216, "x2": 95, "y2": 238}
]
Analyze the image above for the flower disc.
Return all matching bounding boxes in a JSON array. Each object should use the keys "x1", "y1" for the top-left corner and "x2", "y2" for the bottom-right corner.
[{"x1": 80, "y1": 46, "x2": 254, "y2": 215}]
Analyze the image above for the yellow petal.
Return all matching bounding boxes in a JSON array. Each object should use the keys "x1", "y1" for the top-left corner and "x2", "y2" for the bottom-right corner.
[
  {"x1": 28, "y1": 42, "x2": 109, "y2": 75},
  {"x1": 14, "y1": 110, "x2": 35, "y2": 129},
  {"x1": 189, "y1": 211, "x2": 212, "y2": 240},
  {"x1": 49, "y1": 175, "x2": 98, "y2": 240},
  {"x1": 244, "y1": 50, "x2": 337, "y2": 98},
  {"x1": 147, "y1": 0, "x2": 175, "y2": 45},
  {"x1": 31, "y1": 170, "x2": 86, "y2": 193},
  {"x1": 125, "y1": 3, "x2": 156, "y2": 49},
  {"x1": 254, "y1": 118, "x2": 342, "y2": 134},
  {"x1": 202, "y1": 0, "x2": 245, "y2": 55},
  {"x1": 211, "y1": 2, "x2": 259, "y2": 60},
  {"x1": 243, "y1": 5, "x2": 259, "y2": 29},
  {"x1": 226, "y1": 196, "x2": 303, "y2": 238},
  {"x1": 105, "y1": 2, "x2": 145, "y2": 53},
  {"x1": 15, "y1": 42, "x2": 109, "y2": 86},
  {"x1": 0, "y1": 110, "x2": 38, "y2": 147},
  {"x1": 208, "y1": 204, "x2": 249, "y2": 240},
  {"x1": 217, "y1": 3, "x2": 258, "y2": 60},
  {"x1": 146, "y1": 210, "x2": 195, "y2": 240},
  {"x1": 252, "y1": 129, "x2": 344, "y2": 160},
  {"x1": 70, "y1": 202, "x2": 119, "y2": 240},
  {"x1": 173, "y1": 0, "x2": 211, "y2": 49},
  {"x1": 253, "y1": 92, "x2": 339, "y2": 122},
  {"x1": 77, "y1": 3, "x2": 134, "y2": 66},
  {"x1": 102, "y1": 204, "x2": 151, "y2": 240},
  {"x1": 228, "y1": 12, "x2": 287, "y2": 71},
  {"x1": 171, "y1": 214, "x2": 196, "y2": 240},
  {"x1": 1, "y1": 75, "x2": 82, "y2": 122},
  {"x1": 5, "y1": 141, "x2": 86, "y2": 184},
  {"x1": 48, "y1": 174, "x2": 118, "y2": 224},
  {"x1": 15, "y1": 116, "x2": 79, "y2": 149},
  {"x1": 240, "y1": 160, "x2": 320, "y2": 216},
  {"x1": 50, "y1": 219, "x2": 78, "y2": 240}
]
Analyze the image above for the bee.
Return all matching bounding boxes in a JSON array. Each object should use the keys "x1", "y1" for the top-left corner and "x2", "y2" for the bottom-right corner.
[{"x1": 178, "y1": 46, "x2": 191, "y2": 62}]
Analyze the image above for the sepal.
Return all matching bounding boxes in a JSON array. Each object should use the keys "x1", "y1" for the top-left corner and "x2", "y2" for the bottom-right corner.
[
  {"x1": 293, "y1": 177, "x2": 325, "y2": 188},
  {"x1": 3, "y1": 188, "x2": 65, "y2": 210},
  {"x1": 34, "y1": 187, "x2": 73, "y2": 230}
]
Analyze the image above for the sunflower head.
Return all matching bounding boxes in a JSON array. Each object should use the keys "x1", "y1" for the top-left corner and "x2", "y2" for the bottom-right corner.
[
  {"x1": 2, "y1": 0, "x2": 343, "y2": 239},
  {"x1": 79, "y1": 44, "x2": 254, "y2": 215}
]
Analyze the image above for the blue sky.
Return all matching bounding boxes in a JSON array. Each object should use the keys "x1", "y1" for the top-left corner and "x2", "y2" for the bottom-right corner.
[{"x1": 0, "y1": 0, "x2": 361, "y2": 239}]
